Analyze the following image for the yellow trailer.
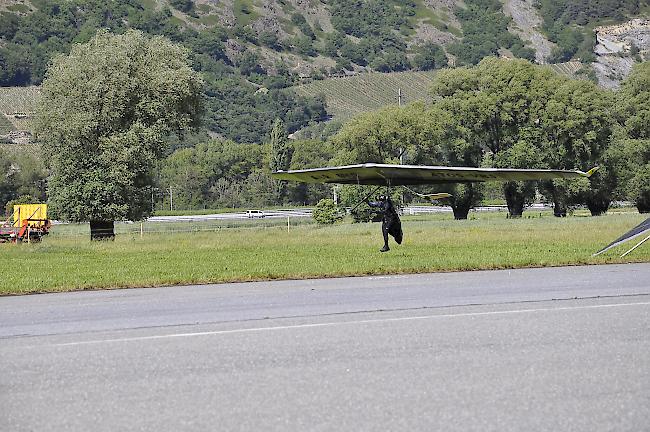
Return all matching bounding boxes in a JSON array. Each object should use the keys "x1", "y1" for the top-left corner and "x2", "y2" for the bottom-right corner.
[
  {"x1": 0, "y1": 204, "x2": 51, "y2": 243},
  {"x1": 13, "y1": 204, "x2": 48, "y2": 228}
]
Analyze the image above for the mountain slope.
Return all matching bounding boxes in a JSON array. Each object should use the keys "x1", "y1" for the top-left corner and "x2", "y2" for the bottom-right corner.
[{"x1": 0, "y1": 0, "x2": 648, "y2": 143}]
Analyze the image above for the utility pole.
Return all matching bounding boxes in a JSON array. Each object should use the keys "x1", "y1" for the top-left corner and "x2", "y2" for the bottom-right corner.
[{"x1": 398, "y1": 88, "x2": 403, "y2": 164}]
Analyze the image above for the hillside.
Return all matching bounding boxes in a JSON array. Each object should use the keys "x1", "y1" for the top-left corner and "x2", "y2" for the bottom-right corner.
[
  {"x1": 0, "y1": 86, "x2": 39, "y2": 144},
  {"x1": 292, "y1": 62, "x2": 589, "y2": 122},
  {"x1": 294, "y1": 70, "x2": 438, "y2": 120},
  {"x1": 0, "y1": 0, "x2": 648, "y2": 143}
]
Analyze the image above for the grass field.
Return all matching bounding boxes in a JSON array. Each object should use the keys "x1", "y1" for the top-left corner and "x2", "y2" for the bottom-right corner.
[
  {"x1": 547, "y1": 61, "x2": 582, "y2": 77},
  {"x1": 0, "y1": 114, "x2": 15, "y2": 134},
  {"x1": 0, "y1": 86, "x2": 40, "y2": 114},
  {"x1": 1, "y1": 211, "x2": 648, "y2": 295}
]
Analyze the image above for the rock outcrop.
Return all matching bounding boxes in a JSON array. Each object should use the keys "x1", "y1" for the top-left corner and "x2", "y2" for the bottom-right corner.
[{"x1": 593, "y1": 19, "x2": 650, "y2": 88}]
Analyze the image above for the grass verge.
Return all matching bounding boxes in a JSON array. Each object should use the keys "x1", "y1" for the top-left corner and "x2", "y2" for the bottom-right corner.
[{"x1": 1, "y1": 212, "x2": 648, "y2": 295}]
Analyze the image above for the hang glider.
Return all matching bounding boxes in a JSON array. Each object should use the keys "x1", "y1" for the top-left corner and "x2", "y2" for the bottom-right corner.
[
  {"x1": 272, "y1": 164, "x2": 599, "y2": 186},
  {"x1": 593, "y1": 216, "x2": 650, "y2": 257}
]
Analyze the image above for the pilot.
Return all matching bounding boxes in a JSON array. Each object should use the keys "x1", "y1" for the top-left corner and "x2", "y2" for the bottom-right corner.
[{"x1": 367, "y1": 195, "x2": 403, "y2": 252}]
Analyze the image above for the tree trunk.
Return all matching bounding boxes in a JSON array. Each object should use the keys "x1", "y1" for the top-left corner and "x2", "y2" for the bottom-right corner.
[
  {"x1": 539, "y1": 181, "x2": 568, "y2": 217},
  {"x1": 637, "y1": 192, "x2": 650, "y2": 213},
  {"x1": 586, "y1": 199, "x2": 609, "y2": 216},
  {"x1": 90, "y1": 220, "x2": 115, "y2": 240},
  {"x1": 552, "y1": 195, "x2": 567, "y2": 217},
  {"x1": 449, "y1": 183, "x2": 480, "y2": 220},
  {"x1": 503, "y1": 182, "x2": 526, "y2": 218},
  {"x1": 452, "y1": 204, "x2": 470, "y2": 220}
]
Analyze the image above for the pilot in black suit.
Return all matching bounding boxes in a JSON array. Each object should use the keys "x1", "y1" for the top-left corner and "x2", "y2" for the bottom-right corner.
[{"x1": 367, "y1": 195, "x2": 403, "y2": 252}]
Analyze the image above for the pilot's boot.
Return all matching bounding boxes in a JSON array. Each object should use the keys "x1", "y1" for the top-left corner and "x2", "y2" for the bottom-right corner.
[{"x1": 380, "y1": 244, "x2": 390, "y2": 252}]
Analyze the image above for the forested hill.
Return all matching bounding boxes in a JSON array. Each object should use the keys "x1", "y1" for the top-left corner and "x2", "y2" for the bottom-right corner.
[{"x1": 1, "y1": 0, "x2": 649, "y2": 142}]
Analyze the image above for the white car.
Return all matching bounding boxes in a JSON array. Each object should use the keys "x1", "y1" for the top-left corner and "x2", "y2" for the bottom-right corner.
[{"x1": 246, "y1": 210, "x2": 266, "y2": 218}]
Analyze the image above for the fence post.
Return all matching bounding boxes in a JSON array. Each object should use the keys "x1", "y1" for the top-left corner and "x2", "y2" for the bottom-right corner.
[
  {"x1": 140, "y1": 222, "x2": 143, "y2": 238},
  {"x1": 287, "y1": 215, "x2": 290, "y2": 233}
]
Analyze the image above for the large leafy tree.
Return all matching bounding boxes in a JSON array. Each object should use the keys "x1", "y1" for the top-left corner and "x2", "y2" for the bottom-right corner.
[
  {"x1": 269, "y1": 118, "x2": 292, "y2": 202},
  {"x1": 285, "y1": 139, "x2": 333, "y2": 206},
  {"x1": 330, "y1": 102, "x2": 448, "y2": 220},
  {"x1": 331, "y1": 102, "x2": 444, "y2": 165},
  {"x1": 431, "y1": 57, "x2": 615, "y2": 217},
  {"x1": 536, "y1": 78, "x2": 615, "y2": 216},
  {"x1": 612, "y1": 62, "x2": 650, "y2": 213},
  {"x1": 0, "y1": 150, "x2": 47, "y2": 214},
  {"x1": 37, "y1": 29, "x2": 203, "y2": 238},
  {"x1": 0, "y1": 150, "x2": 16, "y2": 212},
  {"x1": 618, "y1": 62, "x2": 650, "y2": 140},
  {"x1": 431, "y1": 58, "x2": 555, "y2": 217}
]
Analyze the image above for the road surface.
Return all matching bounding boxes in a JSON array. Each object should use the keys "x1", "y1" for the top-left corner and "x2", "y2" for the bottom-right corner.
[{"x1": 1, "y1": 264, "x2": 649, "y2": 431}]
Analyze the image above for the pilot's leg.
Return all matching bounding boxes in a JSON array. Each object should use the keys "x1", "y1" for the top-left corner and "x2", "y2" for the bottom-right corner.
[{"x1": 380, "y1": 220, "x2": 390, "y2": 252}]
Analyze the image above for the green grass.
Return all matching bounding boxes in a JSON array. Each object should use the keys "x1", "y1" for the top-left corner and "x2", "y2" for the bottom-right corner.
[
  {"x1": 0, "y1": 114, "x2": 15, "y2": 134},
  {"x1": 138, "y1": 0, "x2": 156, "y2": 9},
  {"x1": 233, "y1": 0, "x2": 259, "y2": 26},
  {"x1": 6, "y1": 4, "x2": 29, "y2": 13},
  {"x1": 1, "y1": 211, "x2": 648, "y2": 295},
  {"x1": 200, "y1": 14, "x2": 220, "y2": 26},
  {"x1": 293, "y1": 70, "x2": 439, "y2": 120},
  {"x1": 547, "y1": 61, "x2": 583, "y2": 78},
  {"x1": 0, "y1": 86, "x2": 40, "y2": 114},
  {"x1": 412, "y1": 0, "x2": 446, "y2": 29}
]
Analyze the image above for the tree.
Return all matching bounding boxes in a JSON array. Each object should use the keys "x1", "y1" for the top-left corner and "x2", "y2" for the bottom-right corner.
[
  {"x1": 37, "y1": 29, "x2": 203, "y2": 239},
  {"x1": 430, "y1": 59, "x2": 553, "y2": 217},
  {"x1": 169, "y1": 0, "x2": 194, "y2": 13},
  {"x1": 430, "y1": 58, "x2": 615, "y2": 217},
  {"x1": 0, "y1": 150, "x2": 16, "y2": 212},
  {"x1": 609, "y1": 135, "x2": 650, "y2": 213},
  {"x1": 238, "y1": 50, "x2": 264, "y2": 75},
  {"x1": 259, "y1": 31, "x2": 280, "y2": 50},
  {"x1": 286, "y1": 139, "x2": 334, "y2": 205},
  {"x1": 269, "y1": 119, "x2": 292, "y2": 202},
  {"x1": 291, "y1": 13, "x2": 315, "y2": 40},
  {"x1": 431, "y1": 113, "x2": 485, "y2": 220},
  {"x1": 331, "y1": 102, "x2": 445, "y2": 165},
  {"x1": 0, "y1": 150, "x2": 47, "y2": 214},
  {"x1": 370, "y1": 49, "x2": 410, "y2": 72},
  {"x1": 536, "y1": 78, "x2": 616, "y2": 216},
  {"x1": 618, "y1": 62, "x2": 650, "y2": 140},
  {"x1": 160, "y1": 140, "x2": 271, "y2": 210},
  {"x1": 614, "y1": 63, "x2": 650, "y2": 213},
  {"x1": 413, "y1": 42, "x2": 448, "y2": 71},
  {"x1": 312, "y1": 199, "x2": 342, "y2": 224},
  {"x1": 330, "y1": 103, "x2": 448, "y2": 220}
]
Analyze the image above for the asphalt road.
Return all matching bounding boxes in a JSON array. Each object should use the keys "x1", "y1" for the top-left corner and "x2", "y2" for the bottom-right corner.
[{"x1": 1, "y1": 264, "x2": 649, "y2": 431}]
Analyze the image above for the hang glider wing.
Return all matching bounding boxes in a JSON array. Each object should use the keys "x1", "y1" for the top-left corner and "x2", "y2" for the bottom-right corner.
[
  {"x1": 272, "y1": 164, "x2": 599, "y2": 186},
  {"x1": 593, "y1": 216, "x2": 650, "y2": 257},
  {"x1": 417, "y1": 192, "x2": 452, "y2": 200}
]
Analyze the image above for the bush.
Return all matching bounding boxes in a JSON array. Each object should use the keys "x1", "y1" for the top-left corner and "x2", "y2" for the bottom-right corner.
[
  {"x1": 312, "y1": 199, "x2": 342, "y2": 224},
  {"x1": 169, "y1": 0, "x2": 193, "y2": 13}
]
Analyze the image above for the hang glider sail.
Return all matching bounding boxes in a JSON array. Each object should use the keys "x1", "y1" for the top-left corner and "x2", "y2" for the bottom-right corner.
[
  {"x1": 593, "y1": 216, "x2": 650, "y2": 257},
  {"x1": 272, "y1": 163, "x2": 599, "y2": 186}
]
